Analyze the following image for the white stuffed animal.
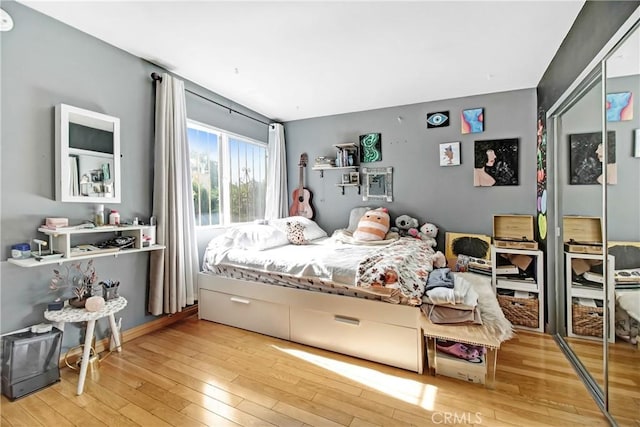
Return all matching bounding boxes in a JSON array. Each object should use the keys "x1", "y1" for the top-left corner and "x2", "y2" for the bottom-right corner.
[{"x1": 418, "y1": 222, "x2": 438, "y2": 248}]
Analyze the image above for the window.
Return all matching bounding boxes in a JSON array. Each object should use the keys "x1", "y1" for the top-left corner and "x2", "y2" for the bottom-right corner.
[{"x1": 188, "y1": 120, "x2": 267, "y2": 226}]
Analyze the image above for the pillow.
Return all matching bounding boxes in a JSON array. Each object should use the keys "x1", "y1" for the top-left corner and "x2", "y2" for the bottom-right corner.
[
  {"x1": 347, "y1": 207, "x2": 371, "y2": 232},
  {"x1": 270, "y1": 216, "x2": 328, "y2": 241},
  {"x1": 285, "y1": 221, "x2": 307, "y2": 245},
  {"x1": 231, "y1": 224, "x2": 288, "y2": 251},
  {"x1": 353, "y1": 208, "x2": 390, "y2": 241}
]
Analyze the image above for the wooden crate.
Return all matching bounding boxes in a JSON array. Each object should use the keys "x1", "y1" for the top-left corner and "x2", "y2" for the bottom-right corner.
[
  {"x1": 492, "y1": 215, "x2": 538, "y2": 250},
  {"x1": 563, "y1": 216, "x2": 603, "y2": 254}
]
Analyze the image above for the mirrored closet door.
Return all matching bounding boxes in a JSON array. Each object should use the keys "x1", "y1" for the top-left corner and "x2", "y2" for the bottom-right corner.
[
  {"x1": 604, "y1": 24, "x2": 640, "y2": 423},
  {"x1": 551, "y1": 13, "x2": 639, "y2": 424}
]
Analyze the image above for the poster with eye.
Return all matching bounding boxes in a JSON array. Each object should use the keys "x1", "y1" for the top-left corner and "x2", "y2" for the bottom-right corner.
[
  {"x1": 426, "y1": 111, "x2": 450, "y2": 128},
  {"x1": 473, "y1": 138, "x2": 519, "y2": 186},
  {"x1": 569, "y1": 131, "x2": 616, "y2": 185},
  {"x1": 461, "y1": 108, "x2": 484, "y2": 134},
  {"x1": 359, "y1": 133, "x2": 382, "y2": 162},
  {"x1": 439, "y1": 141, "x2": 460, "y2": 166}
]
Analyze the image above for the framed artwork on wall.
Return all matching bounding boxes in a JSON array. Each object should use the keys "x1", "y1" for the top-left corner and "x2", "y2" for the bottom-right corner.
[
  {"x1": 473, "y1": 138, "x2": 519, "y2": 187},
  {"x1": 445, "y1": 232, "x2": 492, "y2": 264},
  {"x1": 439, "y1": 141, "x2": 461, "y2": 166},
  {"x1": 461, "y1": 108, "x2": 484, "y2": 134},
  {"x1": 426, "y1": 111, "x2": 450, "y2": 128},
  {"x1": 606, "y1": 92, "x2": 633, "y2": 122},
  {"x1": 569, "y1": 131, "x2": 616, "y2": 185},
  {"x1": 359, "y1": 133, "x2": 382, "y2": 163}
]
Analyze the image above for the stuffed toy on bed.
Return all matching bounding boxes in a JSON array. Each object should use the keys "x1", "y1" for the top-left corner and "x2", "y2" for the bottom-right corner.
[
  {"x1": 408, "y1": 222, "x2": 438, "y2": 248},
  {"x1": 390, "y1": 214, "x2": 419, "y2": 237},
  {"x1": 353, "y1": 208, "x2": 390, "y2": 241}
]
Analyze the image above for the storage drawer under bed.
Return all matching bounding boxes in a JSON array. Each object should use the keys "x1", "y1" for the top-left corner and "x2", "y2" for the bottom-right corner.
[
  {"x1": 199, "y1": 289, "x2": 290, "y2": 340},
  {"x1": 290, "y1": 307, "x2": 420, "y2": 372}
]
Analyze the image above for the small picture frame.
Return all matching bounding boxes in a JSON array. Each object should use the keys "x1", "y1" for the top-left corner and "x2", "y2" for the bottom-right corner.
[
  {"x1": 439, "y1": 141, "x2": 461, "y2": 166},
  {"x1": 350, "y1": 171, "x2": 360, "y2": 184},
  {"x1": 342, "y1": 173, "x2": 351, "y2": 184}
]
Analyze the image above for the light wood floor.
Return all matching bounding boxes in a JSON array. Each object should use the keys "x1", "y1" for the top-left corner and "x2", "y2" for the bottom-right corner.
[{"x1": 1, "y1": 317, "x2": 635, "y2": 427}]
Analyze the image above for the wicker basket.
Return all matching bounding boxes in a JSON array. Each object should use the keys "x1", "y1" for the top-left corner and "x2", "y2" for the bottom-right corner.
[
  {"x1": 572, "y1": 302, "x2": 603, "y2": 337},
  {"x1": 497, "y1": 294, "x2": 539, "y2": 328}
]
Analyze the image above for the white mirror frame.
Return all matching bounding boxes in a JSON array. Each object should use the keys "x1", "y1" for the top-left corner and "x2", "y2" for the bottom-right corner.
[
  {"x1": 362, "y1": 166, "x2": 393, "y2": 202},
  {"x1": 55, "y1": 104, "x2": 121, "y2": 203}
]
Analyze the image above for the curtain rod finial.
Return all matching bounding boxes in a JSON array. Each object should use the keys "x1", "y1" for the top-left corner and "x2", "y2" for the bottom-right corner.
[{"x1": 151, "y1": 72, "x2": 162, "y2": 82}]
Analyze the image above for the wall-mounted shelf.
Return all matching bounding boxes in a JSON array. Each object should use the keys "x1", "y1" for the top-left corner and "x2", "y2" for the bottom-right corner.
[
  {"x1": 7, "y1": 225, "x2": 164, "y2": 268},
  {"x1": 313, "y1": 143, "x2": 360, "y2": 196},
  {"x1": 335, "y1": 183, "x2": 361, "y2": 195}
]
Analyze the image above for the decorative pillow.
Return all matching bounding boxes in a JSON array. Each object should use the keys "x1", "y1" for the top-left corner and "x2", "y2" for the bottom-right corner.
[
  {"x1": 233, "y1": 224, "x2": 289, "y2": 250},
  {"x1": 347, "y1": 207, "x2": 371, "y2": 232},
  {"x1": 271, "y1": 217, "x2": 328, "y2": 241},
  {"x1": 285, "y1": 221, "x2": 307, "y2": 245},
  {"x1": 353, "y1": 208, "x2": 390, "y2": 241}
]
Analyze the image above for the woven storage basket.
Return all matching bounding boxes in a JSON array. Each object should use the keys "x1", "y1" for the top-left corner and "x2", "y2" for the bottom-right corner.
[
  {"x1": 497, "y1": 294, "x2": 539, "y2": 328},
  {"x1": 572, "y1": 303, "x2": 603, "y2": 337}
]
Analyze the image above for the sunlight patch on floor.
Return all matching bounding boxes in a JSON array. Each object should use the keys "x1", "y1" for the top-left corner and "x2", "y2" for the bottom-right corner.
[{"x1": 272, "y1": 345, "x2": 437, "y2": 410}]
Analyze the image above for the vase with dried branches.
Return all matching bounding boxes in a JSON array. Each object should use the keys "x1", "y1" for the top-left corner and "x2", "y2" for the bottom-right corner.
[{"x1": 50, "y1": 260, "x2": 98, "y2": 308}]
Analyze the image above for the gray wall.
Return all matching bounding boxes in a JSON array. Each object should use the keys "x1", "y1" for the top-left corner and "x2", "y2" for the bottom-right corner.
[
  {"x1": 285, "y1": 89, "x2": 537, "y2": 247},
  {"x1": 0, "y1": 2, "x2": 269, "y2": 347}
]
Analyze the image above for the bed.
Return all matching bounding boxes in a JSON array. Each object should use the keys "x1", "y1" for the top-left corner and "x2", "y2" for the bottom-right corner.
[{"x1": 198, "y1": 216, "x2": 439, "y2": 373}]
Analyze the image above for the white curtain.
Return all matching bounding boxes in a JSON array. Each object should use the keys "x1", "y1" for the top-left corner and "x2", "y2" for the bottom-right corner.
[
  {"x1": 264, "y1": 123, "x2": 289, "y2": 219},
  {"x1": 148, "y1": 73, "x2": 199, "y2": 315}
]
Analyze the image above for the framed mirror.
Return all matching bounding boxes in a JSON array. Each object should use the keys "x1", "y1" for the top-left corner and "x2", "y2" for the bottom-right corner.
[
  {"x1": 362, "y1": 166, "x2": 393, "y2": 202},
  {"x1": 55, "y1": 104, "x2": 121, "y2": 203}
]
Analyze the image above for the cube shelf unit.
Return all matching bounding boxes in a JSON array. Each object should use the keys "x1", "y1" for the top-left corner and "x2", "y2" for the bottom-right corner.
[
  {"x1": 491, "y1": 246, "x2": 544, "y2": 332},
  {"x1": 565, "y1": 252, "x2": 615, "y2": 343},
  {"x1": 7, "y1": 225, "x2": 164, "y2": 267}
]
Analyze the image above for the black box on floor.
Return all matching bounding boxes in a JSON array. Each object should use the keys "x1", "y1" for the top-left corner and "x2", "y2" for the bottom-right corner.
[{"x1": 1, "y1": 328, "x2": 62, "y2": 400}]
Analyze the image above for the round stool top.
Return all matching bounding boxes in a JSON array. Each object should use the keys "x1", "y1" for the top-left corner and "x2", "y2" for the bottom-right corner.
[{"x1": 44, "y1": 297, "x2": 127, "y2": 323}]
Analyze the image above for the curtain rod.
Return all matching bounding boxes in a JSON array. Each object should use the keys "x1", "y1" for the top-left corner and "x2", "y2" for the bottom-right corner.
[{"x1": 150, "y1": 72, "x2": 271, "y2": 127}]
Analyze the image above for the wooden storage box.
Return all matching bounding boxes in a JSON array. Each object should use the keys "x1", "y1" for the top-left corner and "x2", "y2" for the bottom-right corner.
[
  {"x1": 435, "y1": 350, "x2": 486, "y2": 384},
  {"x1": 493, "y1": 215, "x2": 538, "y2": 250},
  {"x1": 563, "y1": 216, "x2": 603, "y2": 254},
  {"x1": 497, "y1": 291, "x2": 539, "y2": 329},
  {"x1": 572, "y1": 299, "x2": 603, "y2": 337}
]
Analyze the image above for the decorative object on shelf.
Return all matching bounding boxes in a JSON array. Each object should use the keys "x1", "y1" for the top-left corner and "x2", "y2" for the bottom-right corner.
[
  {"x1": 94, "y1": 205, "x2": 105, "y2": 226},
  {"x1": 10, "y1": 243, "x2": 31, "y2": 259},
  {"x1": 473, "y1": 138, "x2": 519, "y2": 187},
  {"x1": 569, "y1": 131, "x2": 617, "y2": 185},
  {"x1": 349, "y1": 171, "x2": 360, "y2": 184},
  {"x1": 108, "y1": 209, "x2": 120, "y2": 225},
  {"x1": 426, "y1": 111, "x2": 449, "y2": 128},
  {"x1": 341, "y1": 173, "x2": 351, "y2": 184},
  {"x1": 461, "y1": 108, "x2": 484, "y2": 134},
  {"x1": 606, "y1": 92, "x2": 633, "y2": 122},
  {"x1": 359, "y1": 133, "x2": 382, "y2": 163},
  {"x1": 439, "y1": 141, "x2": 460, "y2": 166}
]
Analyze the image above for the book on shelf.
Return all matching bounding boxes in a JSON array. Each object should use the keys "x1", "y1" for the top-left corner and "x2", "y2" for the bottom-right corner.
[
  {"x1": 572, "y1": 280, "x2": 602, "y2": 289},
  {"x1": 495, "y1": 264, "x2": 519, "y2": 275},
  {"x1": 468, "y1": 267, "x2": 492, "y2": 276},
  {"x1": 70, "y1": 245, "x2": 120, "y2": 257}
]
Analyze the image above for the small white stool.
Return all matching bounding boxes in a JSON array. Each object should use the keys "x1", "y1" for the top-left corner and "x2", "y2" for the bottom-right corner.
[{"x1": 44, "y1": 297, "x2": 127, "y2": 395}]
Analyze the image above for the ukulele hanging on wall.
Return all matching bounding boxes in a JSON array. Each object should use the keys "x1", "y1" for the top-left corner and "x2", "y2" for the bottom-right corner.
[{"x1": 290, "y1": 153, "x2": 314, "y2": 219}]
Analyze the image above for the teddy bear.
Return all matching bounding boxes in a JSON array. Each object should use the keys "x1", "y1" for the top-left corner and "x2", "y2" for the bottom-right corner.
[
  {"x1": 390, "y1": 214, "x2": 419, "y2": 237},
  {"x1": 409, "y1": 222, "x2": 438, "y2": 248}
]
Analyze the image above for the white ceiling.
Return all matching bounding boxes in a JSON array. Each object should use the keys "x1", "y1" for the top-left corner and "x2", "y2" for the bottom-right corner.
[{"x1": 19, "y1": 1, "x2": 585, "y2": 122}]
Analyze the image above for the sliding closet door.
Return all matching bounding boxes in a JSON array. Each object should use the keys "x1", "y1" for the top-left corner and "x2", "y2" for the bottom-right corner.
[
  {"x1": 555, "y1": 72, "x2": 606, "y2": 393},
  {"x1": 604, "y1": 23, "x2": 640, "y2": 422}
]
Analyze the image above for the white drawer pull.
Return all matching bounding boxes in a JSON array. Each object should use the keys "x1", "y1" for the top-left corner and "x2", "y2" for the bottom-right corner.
[
  {"x1": 334, "y1": 315, "x2": 360, "y2": 326},
  {"x1": 230, "y1": 297, "x2": 250, "y2": 304}
]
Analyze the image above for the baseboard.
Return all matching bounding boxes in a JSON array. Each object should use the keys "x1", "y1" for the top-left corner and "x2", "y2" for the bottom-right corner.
[{"x1": 60, "y1": 304, "x2": 198, "y2": 366}]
